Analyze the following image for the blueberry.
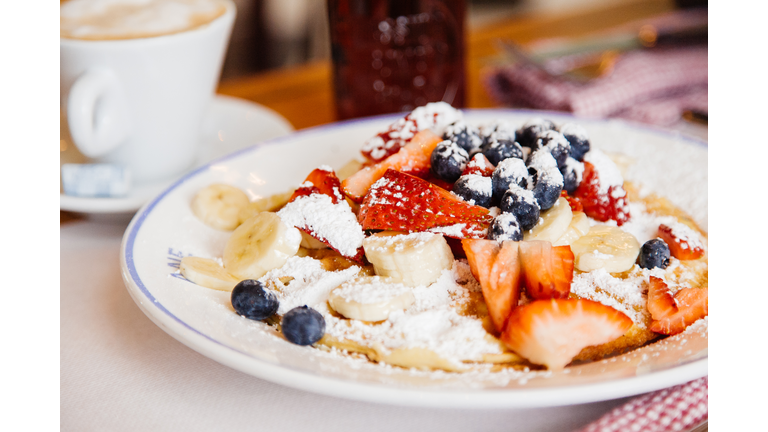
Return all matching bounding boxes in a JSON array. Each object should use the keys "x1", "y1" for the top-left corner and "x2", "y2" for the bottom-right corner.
[
  {"x1": 535, "y1": 130, "x2": 571, "y2": 168},
  {"x1": 491, "y1": 157, "x2": 528, "y2": 203},
  {"x1": 527, "y1": 148, "x2": 558, "y2": 171},
  {"x1": 516, "y1": 118, "x2": 556, "y2": 148},
  {"x1": 480, "y1": 134, "x2": 524, "y2": 165},
  {"x1": 443, "y1": 120, "x2": 483, "y2": 153},
  {"x1": 500, "y1": 185, "x2": 540, "y2": 231},
  {"x1": 430, "y1": 140, "x2": 468, "y2": 183},
  {"x1": 559, "y1": 123, "x2": 590, "y2": 162},
  {"x1": 560, "y1": 157, "x2": 584, "y2": 194},
  {"x1": 281, "y1": 306, "x2": 325, "y2": 346},
  {"x1": 637, "y1": 239, "x2": 671, "y2": 270},
  {"x1": 231, "y1": 280, "x2": 279, "y2": 321},
  {"x1": 480, "y1": 120, "x2": 516, "y2": 145},
  {"x1": 488, "y1": 213, "x2": 523, "y2": 241},
  {"x1": 453, "y1": 175, "x2": 493, "y2": 208},
  {"x1": 529, "y1": 167, "x2": 564, "y2": 211}
]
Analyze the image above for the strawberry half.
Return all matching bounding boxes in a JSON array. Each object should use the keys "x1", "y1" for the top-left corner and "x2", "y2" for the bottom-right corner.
[
  {"x1": 342, "y1": 130, "x2": 443, "y2": 203},
  {"x1": 462, "y1": 239, "x2": 522, "y2": 334},
  {"x1": 647, "y1": 276, "x2": 708, "y2": 335},
  {"x1": 657, "y1": 224, "x2": 705, "y2": 260},
  {"x1": 573, "y1": 161, "x2": 630, "y2": 226},
  {"x1": 501, "y1": 298, "x2": 633, "y2": 370},
  {"x1": 358, "y1": 169, "x2": 493, "y2": 238},
  {"x1": 461, "y1": 153, "x2": 495, "y2": 177},
  {"x1": 289, "y1": 167, "x2": 343, "y2": 204},
  {"x1": 518, "y1": 241, "x2": 574, "y2": 300},
  {"x1": 561, "y1": 190, "x2": 583, "y2": 212}
]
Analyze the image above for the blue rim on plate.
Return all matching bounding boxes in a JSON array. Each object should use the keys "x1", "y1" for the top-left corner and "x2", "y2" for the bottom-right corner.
[{"x1": 120, "y1": 109, "x2": 708, "y2": 408}]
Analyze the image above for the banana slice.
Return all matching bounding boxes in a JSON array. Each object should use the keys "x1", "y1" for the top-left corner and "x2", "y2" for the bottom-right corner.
[
  {"x1": 223, "y1": 212, "x2": 302, "y2": 280},
  {"x1": 179, "y1": 256, "x2": 240, "y2": 291},
  {"x1": 570, "y1": 225, "x2": 640, "y2": 273},
  {"x1": 553, "y1": 211, "x2": 590, "y2": 246},
  {"x1": 300, "y1": 231, "x2": 329, "y2": 249},
  {"x1": 191, "y1": 184, "x2": 250, "y2": 231},
  {"x1": 363, "y1": 232, "x2": 453, "y2": 287},
  {"x1": 524, "y1": 197, "x2": 573, "y2": 242},
  {"x1": 328, "y1": 276, "x2": 415, "y2": 321},
  {"x1": 237, "y1": 189, "x2": 295, "y2": 225}
]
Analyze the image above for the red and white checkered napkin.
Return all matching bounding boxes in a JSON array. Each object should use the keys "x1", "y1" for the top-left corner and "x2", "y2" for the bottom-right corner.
[
  {"x1": 575, "y1": 377, "x2": 708, "y2": 432},
  {"x1": 484, "y1": 47, "x2": 708, "y2": 126}
]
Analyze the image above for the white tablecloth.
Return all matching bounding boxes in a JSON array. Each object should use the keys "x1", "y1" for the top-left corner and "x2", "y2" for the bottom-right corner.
[{"x1": 60, "y1": 213, "x2": 643, "y2": 431}]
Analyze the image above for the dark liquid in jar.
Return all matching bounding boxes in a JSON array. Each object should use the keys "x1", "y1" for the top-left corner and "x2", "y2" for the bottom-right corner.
[{"x1": 328, "y1": 0, "x2": 466, "y2": 120}]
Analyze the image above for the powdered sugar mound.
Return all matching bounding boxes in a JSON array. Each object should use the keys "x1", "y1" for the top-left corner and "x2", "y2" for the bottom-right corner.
[
  {"x1": 277, "y1": 193, "x2": 364, "y2": 257},
  {"x1": 570, "y1": 268, "x2": 648, "y2": 325},
  {"x1": 584, "y1": 149, "x2": 623, "y2": 192},
  {"x1": 261, "y1": 256, "x2": 360, "y2": 315},
  {"x1": 619, "y1": 202, "x2": 678, "y2": 244}
]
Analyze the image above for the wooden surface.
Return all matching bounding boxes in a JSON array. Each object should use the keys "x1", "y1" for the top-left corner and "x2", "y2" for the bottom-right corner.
[{"x1": 217, "y1": 0, "x2": 675, "y2": 130}]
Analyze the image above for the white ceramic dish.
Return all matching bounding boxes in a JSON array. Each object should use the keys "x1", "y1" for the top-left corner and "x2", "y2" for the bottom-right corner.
[
  {"x1": 120, "y1": 110, "x2": 707, "y2": 408},
  {"x1": 61, "y1": 95, "x2": 294, "y2": 213}
]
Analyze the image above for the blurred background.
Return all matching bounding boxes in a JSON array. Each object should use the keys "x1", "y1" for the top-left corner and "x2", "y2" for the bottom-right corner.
[{"x1": 222, "y1": 0, "x2": 703, "y2": 79}]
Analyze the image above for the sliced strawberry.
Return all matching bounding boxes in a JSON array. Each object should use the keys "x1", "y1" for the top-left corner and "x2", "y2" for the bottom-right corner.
[
  {"x1": 360, "y1": 114, "x2": 420, "y2": 162},
  {"x1": 342, "y1": 130, "x2": 443, "y2": 203},
  {"x1": 657, "y1": 224, "x2": 705, "y2": 260},
  {"x1": 290, "y1": 168, "x2": 343, "y2": 204},
  {"x1": 561, "y1": 190, "x2": 583, "y2": 212},
  {"x1": 573, "y1": 161, "x2": 630, "y2": 226},
  {"x1": 501, "y1": 298, "x2": 632, "y2": 370},
  {"x1": 462, "y1": 239, "x2": 522, "y2": 334},
  {"x1": 461, "y1": 153, "x2": 495, "y2": 177},
  {"x1": 647, "y1": 276, "x2": 708, "y2": 335},
  {"x1": 445, "y1": 236, "x2": 467, "y2": 259},
  {"x1": 423, "y1": 174, "x2": 455, "y2": 192},
  {"x1": 518, "y1": 241, "x2": 574, "y2": 300},
  {"x1": 358, "y1": 169, "x2": 493, "y2": 238}
]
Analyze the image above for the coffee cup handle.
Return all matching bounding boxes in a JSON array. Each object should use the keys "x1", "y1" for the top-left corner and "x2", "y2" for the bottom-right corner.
[{"x1": 67, "y1": 68, "x2": 132, "y2": 158}]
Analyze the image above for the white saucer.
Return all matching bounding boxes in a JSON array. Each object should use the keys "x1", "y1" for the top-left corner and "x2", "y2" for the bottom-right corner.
[{"x1": 60, "y1": 95, "x2": 294, "y2": 214}]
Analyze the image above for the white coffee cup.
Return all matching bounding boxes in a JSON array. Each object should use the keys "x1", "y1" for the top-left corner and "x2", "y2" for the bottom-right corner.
[{"x1": 60, "y1": 0, "x2": 236, "y2": 183}]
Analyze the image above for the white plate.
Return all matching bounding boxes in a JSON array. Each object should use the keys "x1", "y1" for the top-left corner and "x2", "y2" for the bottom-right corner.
[
  {"x1": 60, "y1": 95, "x2": 294, "y2": 213},
  {"x1": 120, "y1": 110, "x2": 707, "y2": 408}
]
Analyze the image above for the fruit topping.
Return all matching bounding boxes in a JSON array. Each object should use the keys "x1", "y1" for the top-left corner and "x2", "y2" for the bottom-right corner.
[
  {"x1": 637, "y1": 238, "x2": 671, "y2": 269},
  {"x1": 646, "y1": 276, "x2": 708, "y2": 335},
  {"x1": 342, "y1": 129, "x2": 443, "y2": 202},
  {"x1": 572, "y1": 158, "x2": 630, "y2": 226},
  {"x1": 534, "y1": 130, "x2": 571, "y2": 168},
  {"x1": 518, "y1": 240, "x2": 574, "y2": 300},
  {"x1": 442, "y1": 120, "x2": 483, "y2": 153},
  {"x1": 328, "y1": 276, "x2": 416, "y2": 321},
  {"x1": 560, "y1": 157, "x2": 584, "y2": 194},
  {"x1": 569, "y1": 225, "x2": 640, "y2": 273},
  {"x1": 180, "y1": 256, "x2": 240, "y2": 292},
  {"x1": 461, "y1": 153, "x2": 495, "y2": 177},
  {"x1": 360, "y1": 102, "x2": 463, "y2": 162},
  {"x1": 560, "y1": 190, "x2": 583, "y2": 212},
  {"x1": 657, "y1": 223, "x2": 705, "y2": 260},
  {"x1": 523, "y1": 197, "x2": 573, "y2": 243},
  {"x1": 492, "y1": 157, "x2": 528, "y2": 203},
  {"x1": 480, "y1": 133, "x2": 524, "y2": 165},
  {"x1": 430, "y1": 140, "x2": 469, "y2": 183},
  {"x1": 358, "y1": 169, "x2": 494, "y2": 238},
  {"x1": 501, "y1": 298, "x2": 633, "y2": 370},
  {"x1": 462, "y1": 239, "x2": 523, "y2": 334},
  {"x1": 558, "y1": 123, "x2": 590, "y2": 161},
  {"x1": 363, "y1": 232, "x2": 454, "y2": 287},
  {"x1": 516, "y1": 118, "x2": 556, "y2": 148},
  {"x1": 500, "y1": 184, "x2": 540, "y2": 231},
  {"x1": 480, "y1": 119, "x2": 516, "y2": 145},
  {"x1": 488, "y1": 213, "x2": 523, "y2": 241},
  {"x1": 191, "y1": 183, "x2": 250, "y2": 231},
  {"x1": 529, "y1": 166, "x2": 564, "y2": 211},
  {"x1": 289, "y1": 166, "x2": 344, "y2": 204},
  {"x1": 223, "y1": 212, "x2": 302, "y2": 280},
  {"x1": 231, "y1": 279, "x2": 280, "y2": 320},
  {"x1": 453, "y1": 174, "x2": 493, "y2": 208},
  {"x1": 281, "y1": 305, "x2": 326, "y2": 345}
]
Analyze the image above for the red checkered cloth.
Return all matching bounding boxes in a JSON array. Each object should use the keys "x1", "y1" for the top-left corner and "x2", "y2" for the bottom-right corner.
[
  {"x1": 484, "y1": 47, "x2": 708, "y2": 125},
  {"x1": 575, "y1": 377, "x2": 708, "y2": 432}
]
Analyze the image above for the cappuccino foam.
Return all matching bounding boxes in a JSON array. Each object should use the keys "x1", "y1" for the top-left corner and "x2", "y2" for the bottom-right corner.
[{"x1": 60, "y1": 0, "x2": 227, "y2": 40}]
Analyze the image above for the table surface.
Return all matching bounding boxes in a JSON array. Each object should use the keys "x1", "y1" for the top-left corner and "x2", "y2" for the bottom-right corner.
[{"x1": 61, "y1": 0, "x2": 704, "y2": 430}]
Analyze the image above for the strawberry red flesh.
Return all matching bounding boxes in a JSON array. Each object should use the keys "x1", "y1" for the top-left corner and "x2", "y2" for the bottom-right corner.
[
  {"x1": 647, "y1": 276, "x2": 708, "y2": 335},
  {"x1": 501, "y1": 298, "x2": 632, "y2": 370},
  {"x1": 657, "y1": 224, "x2": 705, "y2": 260},
  {"x1": 573, "y1": 161, "x2": 630, "y2": 226},
  {"x1": 561, "y1": 190, "x2": 583, "y2": 212},
  {"x1": 342, "y1": 130, "x2": 443, "y2": 203},
  {"x1": 461, "y1": 153, "x2": 495, "y2": 177},
  {"x1": 518, "y1": 241, "x2": 574, "y2": 300},
  {"x1": 290, "y1": 168, "x2": 343, "y2": 204},
  {"x1": 462, "y1": 239, "x2": 522, "y2": 334},
  {"x1": 358, "y1": 169, "x2": 493, "y2": 238}
]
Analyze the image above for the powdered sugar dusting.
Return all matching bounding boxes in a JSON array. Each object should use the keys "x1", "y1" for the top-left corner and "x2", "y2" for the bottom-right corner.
[{"x1": 584, "y1": 149, "x2": 623, "y2": 192}]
